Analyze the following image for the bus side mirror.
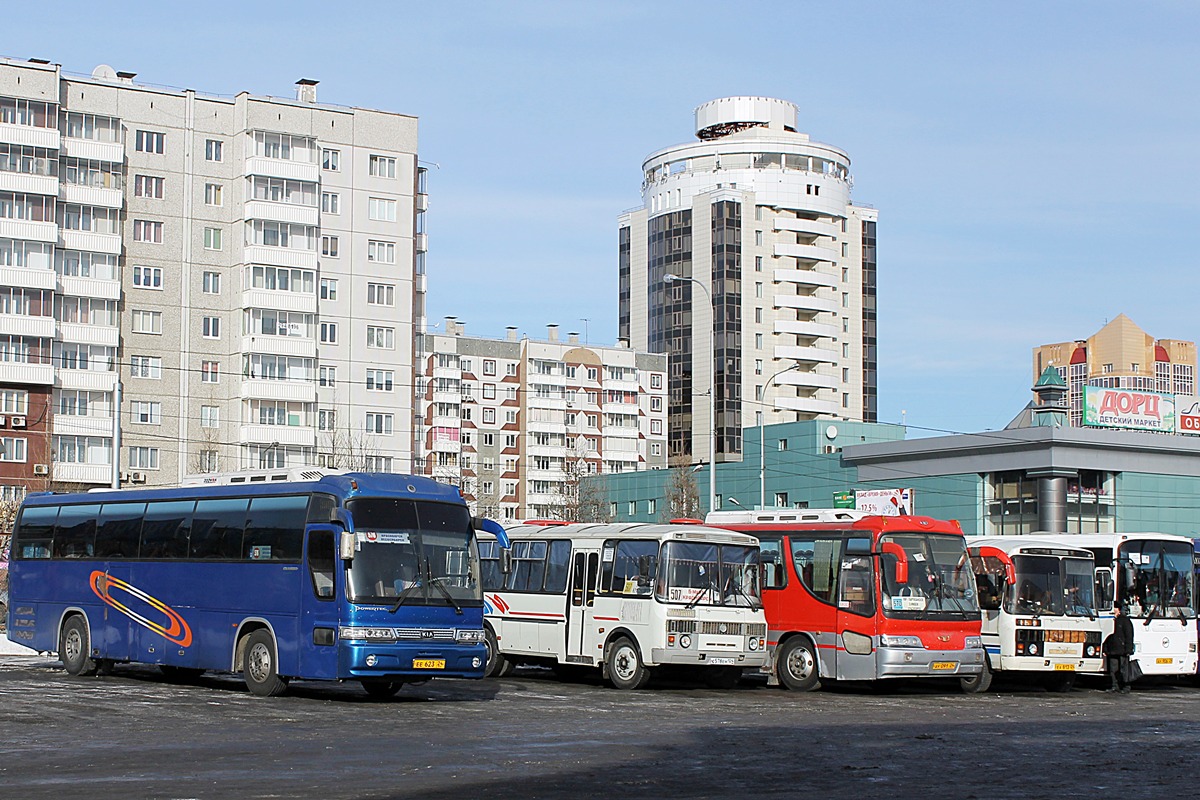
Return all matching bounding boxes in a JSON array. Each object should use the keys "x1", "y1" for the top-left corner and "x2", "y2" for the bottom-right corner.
[
  {"x1": 499, "y1": 548, "x2": 513, "y2": 575},
  {"x1": 339, "y1": 531, "x2": 356, "y2": 562},
  {"x1": 880, "y1": 541, "x2": 908, "y2": 584}
]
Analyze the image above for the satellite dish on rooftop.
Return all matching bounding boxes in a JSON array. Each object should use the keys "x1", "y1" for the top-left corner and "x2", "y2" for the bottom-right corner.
[{"x1": 91, "y1": 64, "x2": 117, "y2": 81}]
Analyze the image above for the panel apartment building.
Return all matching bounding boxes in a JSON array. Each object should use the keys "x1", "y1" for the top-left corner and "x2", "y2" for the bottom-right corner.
[
  {"x1": 0, "y1": 57, "x2": 424, "y2": 499},
  {"x1": 620, "y1": 96, "x2": 877, "y2": 466},
  {"x1": 418, "y1": 319, "x2": 668, "y2": 520}
]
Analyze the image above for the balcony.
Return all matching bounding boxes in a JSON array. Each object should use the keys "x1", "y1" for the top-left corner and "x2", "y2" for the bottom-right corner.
[
  {"x1": 2, "y1": 363, "x2": 53, "y2": 385},
  {"x1": 0, "y1": 266, "x2": 55, "y2": 291},
  {"x1": 774, "y1": 370, "x2": 838, "y2": 390},
  {"x1": 244, "y1": 156, "x2": 319, "y2": 184},
  {"x1": 0, "y1": 314, "x2": 55, "y2": 338},
  {"x1": 0, "y1": 122, "x2": 59, "y2": 150},
  {"x1": 58, "y1": 370, "x2": 118, "y2": 392},
  {"x1": 60, "y1": 137, "x2": 123, "y2": 164},
  {"x1": 244, "y1": 244, "x2": 318, "y2": 270},
  {"x1": 0, "y1": 172, "x2": 58, "y2": 196},
  {"x1": 60, "y1": 229, "x2": 121, "y2": 255},
  {"x1": 61, "y1": 183, "x2": 123, "y2": 209},
  {"x1": 242, "y1": 289, "x2": 317, "y2": 315},
  {"x1": 241, "y1": 379, "x2": 317, "y2": 403},
  {"x1": 244, "y1": 200, "x2": 319, "y2": 227},
  {"x1": 776, "y1": 395, "x2": 840, "y2": 416},
  {"x1": 60, "y1": 275, "x2": 121, "y2": 301},
  {"x1": 773, "y1": 217, "x2": 838, "y2": 239},
  {"x1": 53, "y1": 462, "x2": 113, "y2": 486},
  {"x1": 775, "y1": 294, "x2": 838, "y2": 314},
  {"x1": 774, "y1": 242, "x2": 837, "y2": 263},
  {"x1": 242, "y1": 335, "x2": 317, "y2": 358},
  {"x1": 773, "y1": 268, "x2": 838, "y2": 289},
  {"x1": 774, "y1": 319, "x2": 839, "y2": 340},
  {"x1": 774, "y1": 344, "x2": 839, "y2": 365},
  {"x1": 53, "y1": 415, "x2": 114, "y2": 437},
  {"x1": 239, "y1": 424, "x2": 316, "y2": 447},
  {"x1": 0, "y1": 218, "x2": 56, "y2": 243},
  {"x1": 58, "y1": 321, "x2": 119, "y2": 347}
]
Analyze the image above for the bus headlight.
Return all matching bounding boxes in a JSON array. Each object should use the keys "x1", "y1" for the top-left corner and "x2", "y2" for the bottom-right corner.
[
  {"x1": 964, "y1": 636, "x2": 982, "y2": 650},
  {"x1": 365, "y1": 654, "x2": 378, "y2": 667},
  {"x1": 455, "y1": 629, "x2": 485, "y2": 643},
  {"x1": 880, "y1": 635, "x2": 923, "y2": 648},
  {"x1": 679, "y1": 634, "x2": 692, "y2": 649},
  {"x1": 1085, "y1": 645, "x2": 1097, "y2": 657},
  {"x1": 1027, "y1": 642, "x2": 1039, "y2": 656},
  {"x1": 748, "y1": 637, "x2": 759, "y2": 651}
]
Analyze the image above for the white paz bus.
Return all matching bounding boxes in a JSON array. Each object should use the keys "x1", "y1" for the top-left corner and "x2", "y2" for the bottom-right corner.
[
  {"x1": 965, "y1": 537, "x2": 1104, "y2": 692},
  {"x1": 478, "y1": 522, "x2": 768, "y2": 689}
]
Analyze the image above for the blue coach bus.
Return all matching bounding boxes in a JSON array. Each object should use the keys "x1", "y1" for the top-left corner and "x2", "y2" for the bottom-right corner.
[{"x1": 5, "y1": 469, "x2": 507, "y2": 697}]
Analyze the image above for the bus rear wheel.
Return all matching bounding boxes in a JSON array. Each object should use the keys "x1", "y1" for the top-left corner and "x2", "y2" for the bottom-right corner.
[
  {"x1": 607, "y1": 637, "x2": 652, "y2": 690},
  {"x1": 60, "y1": 616, "x2": 97, "y2": 676},
  {"x1": 776, "y1": 637, "x2": 820, "y2": 691},
  {"x1": 960, "y1": 659, "x2": 993, "y2": 694},
  {"x1": 361, "y1": 680, "x2": 403, "y2": 699},
  {"x1": 242, "y1": 630, "x2": 289, "y2": 697},
  {"x1": 484, "y1": 626, "x2": 515, "y2": 678}
]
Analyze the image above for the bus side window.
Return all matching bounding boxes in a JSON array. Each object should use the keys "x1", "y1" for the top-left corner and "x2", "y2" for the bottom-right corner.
[
  {"x1": 1094, "y1": 568, "x2": 1114, "y2": 612},
  {"x1": 758, "y1": 536, "x2": 785, "y2": 589},
  {"x1": 190, "y1": 498, "x2": 248, "y2": 560},
  {"x1": 307, "y1": 493, "x2": 338, "y2": 524},
  {"x1": 141, "y1": 500, "x2": 194, "y2": 559},
  {"x1": 244, "y1": 495, "x2": 307, "y2": 561},
  {"x1": 13, "y1": 506, "x2": 56, "y2": 559},
  {"x1": 53, "y1": 504, "x2": 100, "y2": 559},
  {"x1": 544, "y1": 540, "x2": 571, "y2": 594},
  {"x1": 95, "y1": 502, "x2": 146, "y2": 559},
  {"x1": 307, "y1": 529, "x2": 336, "y2": 600}
]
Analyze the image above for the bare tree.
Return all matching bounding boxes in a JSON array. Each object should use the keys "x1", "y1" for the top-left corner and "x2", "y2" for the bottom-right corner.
[
  {"x1": 551, "y1": 444, "x2": 611, "y2": 523},
  {"x1": 661, "y1": 456, "x2": 702, "y2": 521}
]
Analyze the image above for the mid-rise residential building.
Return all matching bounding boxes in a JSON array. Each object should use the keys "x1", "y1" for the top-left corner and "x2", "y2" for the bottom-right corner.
[
  {"x1": 418, "y1": 319, "x2": 668, "y2": 520},
  {"x1": 0, "y1": 57, "x2": 425, "y2": 498},
  {"x1": 1033, "y1": 314, "x2": 1196, "y2": 427},
  {"x1": 619, "y1": 96, "x2": 877, "y2": 467}
]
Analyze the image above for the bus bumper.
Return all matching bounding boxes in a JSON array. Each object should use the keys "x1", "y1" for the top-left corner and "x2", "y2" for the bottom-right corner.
[
  {"x1": 340, "y1": 642, "x2": 488, "y2": 680},
  {"x1": 650, "y1": 649, "x2": 769, "y2": 668},
  {"x1": 877, "y1": 646, "x2": 986, "y2": 678},
  {"x1": 998, "y1": 655, "x2": 1105, "y2": 675}
]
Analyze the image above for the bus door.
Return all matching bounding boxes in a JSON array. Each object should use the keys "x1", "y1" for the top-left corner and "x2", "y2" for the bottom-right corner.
[
  {"x1": 835, "y1": 539, "x2": 878, "y2": 680},
  {"x1": 297, "y1": 527, "x2": 339, "y2": 680},
  {"x1": 566, "y1": 549, "x2": 599, "y2": 664}
]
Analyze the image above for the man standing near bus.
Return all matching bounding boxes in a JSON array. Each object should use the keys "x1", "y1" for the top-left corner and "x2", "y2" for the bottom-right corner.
[{"x1": 1103, "y1": 604, "x2": 1135, "y2": 693}]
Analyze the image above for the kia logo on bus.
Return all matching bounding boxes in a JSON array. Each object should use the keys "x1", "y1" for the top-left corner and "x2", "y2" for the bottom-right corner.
[{"x1": 422, "y1": 630, "x2": 435, "y2": 640}]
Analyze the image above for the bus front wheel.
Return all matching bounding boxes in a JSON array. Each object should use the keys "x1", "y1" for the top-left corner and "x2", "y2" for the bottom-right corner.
[
  {"x1": 242, "y1": 630, "x2": 289, "y2": 697},
  {"x1": 960, "y1": 659, "x2": 993, "y2": 694},
  {"x1": 360, "y1": 680, "x2": 403, "y2": 699},
  {"x1": 607, "y1": 637, "x2": 652, "y2": 690},
  {"x1": 484, "y1": 626, "x2": 515, "y2": 678},
  {"x1": 776, "y1": 637, "x2": 820, "y2": 691},
  {"x1": 60, "y1": 615, "x2": 98, "y2": 676}
]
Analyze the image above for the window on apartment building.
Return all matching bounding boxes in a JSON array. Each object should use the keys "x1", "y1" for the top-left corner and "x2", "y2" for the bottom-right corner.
[
  {"x1": 650, "y1": 442, "x2": 661, "y2": 456},
  {"x1": 366, "y1": 326, "x2": 394, "y2": 349},
  {"x1": 0, "y1": 438, "x2": 27, "y2": 463},
  {"x1": 129, "y1": 355, "x2": 162, "y2": 378},
  {"x1": 368, "y1": 198, "x2": 397, "y2": 222},
  {"x1": 321, "y1": 235, "x2": 339, "y2": 257},
  {"x1": 0, "y1": 389, "x2": 28, "y2": 414},
  {"x1": 482, "y1": 384, "x2": 496, "y2": 400},
  {"x1": 202, "y1": 271, "x2": 221, "y2": 294},
  {"x1": 204, "y1": 183, "x2": 223, "y2": 206},
  {"x1": 774, "y1": 492, "x2": 789, "y2": 507},
  {"x1": 483, "y1": 408, "x2": 496, "y2": 424},
  {"x1": 130, "y1": 401, "x2": 161, "y2": 425},
  {"x1": 366, "y1": 283, "x2": 394, "y2": 306},
  {"x1": 131, "y1": 310, "x2": 162, "y2": 334},
  {"x1": 369, "y1": 155, "x2": 397, "y2": 178},
  {"x1": 483, "y1": 360, "x2": 496, "y2": 376},
  {"x1": 132, "y1": 266, "x2": 162, "y2": 289},
  {"x1": 650, "y1": 396, "x2": 662, "y2": 412},
  {"x1": 650, "y1": 420, "x2": 662, "y2": 435},
  {"x1": 321, "y1": 149, "x2": 340, "y2": 171},
  {"x1": 134, "y1": 174, "x2": 164, "y2": 198},
  {"x1": 319, "y1": 278, "x2": 337, "y2": 300},
  {"x1": 204, "y1": 139, "x2": 223, "y2": 162},
  {"x1": 202, "y1": 316, "x2": 221, "y2": 338},
  {"x1": 842, "y1": 393, "x2": 849, "y2": 408},
  {"x1": 755, "y1": 333, "x2": 763, "y2": 349},
  {"x1": 129, "y1": 446, "x2": 159, "y2": 469},
  {"x1": 482, "y1": 432, "x2": 495, "y2": 447},
  {"x1": 319, "y1": 366, "x2": 336, "y2": 387},
  {"x1": 200, "y1": 405, "x2": 219, "y2": 428},
  {"x1": 366, "y1": 369, "x2": 394, "y2": 391},
  {"x1": 317, "y1": 409, "x2": 336, "y2": 431},
  {"x1": 365, "y1": 413, "x2": 393, "y2": 435},
  {"x1": 135, "y1": 130, "x2": 165, "y2": 154},
  {"x1": 133, "y1": 220, "x2": 163, "y2": 243},
  {"x1": 367, "y1": 240, "x2": 396, "y2": 263},
  {"x1": 204, "y1": 227, "x2": 222, "y2": 250},
  {"x1": 320, "y1": 322, "x2": 338, "y2": 344},
  {"x1": 201, "y1": 361, "x2": 220, "y2": 383},
  {"x1": 198, "y1": 450, "x2": 219, "y2": 472},
  {"x1": 321, "y1": 192, "x2": 339, "y2": 214},
  {"x1": 504, "y1": 434, "x2": 517, "y2": 448},
  {"x1": 650, "y1": 374, "x2": 662, "y2": 389},
  {"x1": 755, "y1": 256, "x2": 763, "y2": 272}
]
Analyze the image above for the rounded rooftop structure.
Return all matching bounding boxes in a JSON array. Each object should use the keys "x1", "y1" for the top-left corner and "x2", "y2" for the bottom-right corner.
[{"x1": 695, "y1": 96, "x2": 798, "y2": 140}]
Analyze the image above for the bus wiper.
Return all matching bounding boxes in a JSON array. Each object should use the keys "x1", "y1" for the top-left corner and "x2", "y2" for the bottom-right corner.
[
  {"x1": 389, "y1": 579, "x2": 422, "y2": 614},
  {"x1": 425, "y1": 559, "x2": 463, "y2": 615},
  {"x1": 687, "y1": 578, "x2": 719, "y2": 609}
]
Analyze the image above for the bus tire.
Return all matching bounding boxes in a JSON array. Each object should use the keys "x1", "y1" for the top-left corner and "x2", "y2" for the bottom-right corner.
[
  {"x1": 1044, "y1": 672, "x2": 1076, "y2": 693},
  {"x1": 59, "y1": 615, "x2": 97, "y2": 676},
  {"x1": 484, "y1": 626, "x2": 515, "y2": 678},
  {"x1": 360, "y1": 680, "x2": 403, "y2": 699},
  {"x1": 607, "y1": 637, "x2": 652, "y2": 690},
  {"x1": 776, "y1": 636, "x2": 820, "y2": 691},
  {"x1": 960, "y1": 659, "x2": 993, "y2": 694},
  {"x1": 242, "y1": 629, "x2": 288, "y2": 697},
  {"x1": 704, "y1": 666, "x2": 743, "y2": 690}
]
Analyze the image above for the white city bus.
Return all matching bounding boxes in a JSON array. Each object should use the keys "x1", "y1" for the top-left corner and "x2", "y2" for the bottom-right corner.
[
  {"x1": 478, "y1": 522, "x2": 768, "y2": 689},
  {"x1": 964, "y1": 537, "x2": 1104, "y2": 692},
  {"x1": 1022, "y1": 533, "x2": 1198, "y2": 680}
]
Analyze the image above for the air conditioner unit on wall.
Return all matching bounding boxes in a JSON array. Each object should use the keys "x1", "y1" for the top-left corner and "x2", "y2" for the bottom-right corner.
[
  {"x1": 10, "y1": 416, "x2": 26, "y2": 428},
  {"x1": 33, "y1": 464, "x2": 49, "y2": 475},
  {"x1": 130, "y1": 472, "x2": 146, "y2": 483}
]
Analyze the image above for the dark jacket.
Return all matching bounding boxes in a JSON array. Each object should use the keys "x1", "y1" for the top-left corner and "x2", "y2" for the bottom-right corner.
[{"x1": 1103, "y1": 614, "x2": 1136, "y2": 657}]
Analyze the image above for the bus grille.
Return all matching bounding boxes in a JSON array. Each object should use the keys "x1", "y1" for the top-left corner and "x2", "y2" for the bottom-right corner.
[
  {"x1": 699, "y1": 622, "x2": 767, "y2": 637},
  {"x1": 668, "y1": 620, "x2": 697, "y2": 634},
  {"x1": 393, "y1": 628, "x2": 456, "y2": 641}
]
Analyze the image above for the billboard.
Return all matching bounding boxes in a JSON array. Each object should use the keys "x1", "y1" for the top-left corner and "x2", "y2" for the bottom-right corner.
[
  {"x1": 855, "y1": 488, "x2": 914, "y2": 516},
  {"x1": 1082, "y1": 387, "x2": 1175, "y2": 432},
  {"x1": 1177, "y1": 396, "x2": 1200, "y2": 435}
]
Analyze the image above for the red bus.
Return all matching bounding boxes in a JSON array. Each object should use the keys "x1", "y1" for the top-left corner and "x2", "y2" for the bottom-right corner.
[{"x1": 704, "y1": 510, "x2": 985, "y2": 691}]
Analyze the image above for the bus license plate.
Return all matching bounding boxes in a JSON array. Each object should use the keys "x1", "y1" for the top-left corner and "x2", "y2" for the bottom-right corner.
[
  {"x1": 708, "y1": 657, "x2": 736, "y2": 666},
  {"x1": 931, "y1": 662, "x2": 957, "y2": 671},
  {"x1": 413, "y1": 659, "x2": 446, "y2": 670},
  {"x1": 1156, "y1": 657, "x2": 1173, "y2": 665},
  {"x1": 1053, "y1": 663, "x2": 1076, "y2": 671}
]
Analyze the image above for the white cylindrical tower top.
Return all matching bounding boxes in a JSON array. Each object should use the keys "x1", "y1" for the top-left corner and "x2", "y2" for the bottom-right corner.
[{"x1": 695, "y1": 96, "x2": 798, "y2": 140}]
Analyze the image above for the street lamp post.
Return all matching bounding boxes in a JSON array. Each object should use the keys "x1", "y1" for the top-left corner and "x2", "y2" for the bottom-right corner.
[
  {"x1": 760, "y1": 362, "x2": 802, "y2": 508},
  {"x1": 664, "y1": 273, "x2": 716, "y2": 514}
]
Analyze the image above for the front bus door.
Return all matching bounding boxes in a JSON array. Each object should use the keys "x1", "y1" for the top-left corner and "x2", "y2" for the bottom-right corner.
[
  {"x1": 836, "y1": 542, "x2": 879, "y2": 680},
  {"x1": 298, "y1": 527, "x2": 339, "y2": 679},
  {"x1": 566, "y1": 550, "x2": 599, "y2": 664}
]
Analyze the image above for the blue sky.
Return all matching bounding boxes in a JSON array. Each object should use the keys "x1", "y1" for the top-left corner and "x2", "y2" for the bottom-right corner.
[{"x1": 9, "y1": 1, "x2": 1198, "y2": 435}]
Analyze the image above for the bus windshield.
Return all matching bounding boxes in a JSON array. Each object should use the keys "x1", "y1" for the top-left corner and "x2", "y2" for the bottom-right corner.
[
  {"x1": 1117, "y1": 539, "x2": 1195, "y2": 619},
  {"x1": 880, "y1": 532, "x2": 978, "y2": 617},
  {"x1": 344, "y1": 498, "x2": 481, "y2": 607},
  {"x1": 656, "y1": 541, "x2": 761, "y2": 608},
  {"x1": 1006, "y1": 555, "x2": 1095, "y2": 617}
]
